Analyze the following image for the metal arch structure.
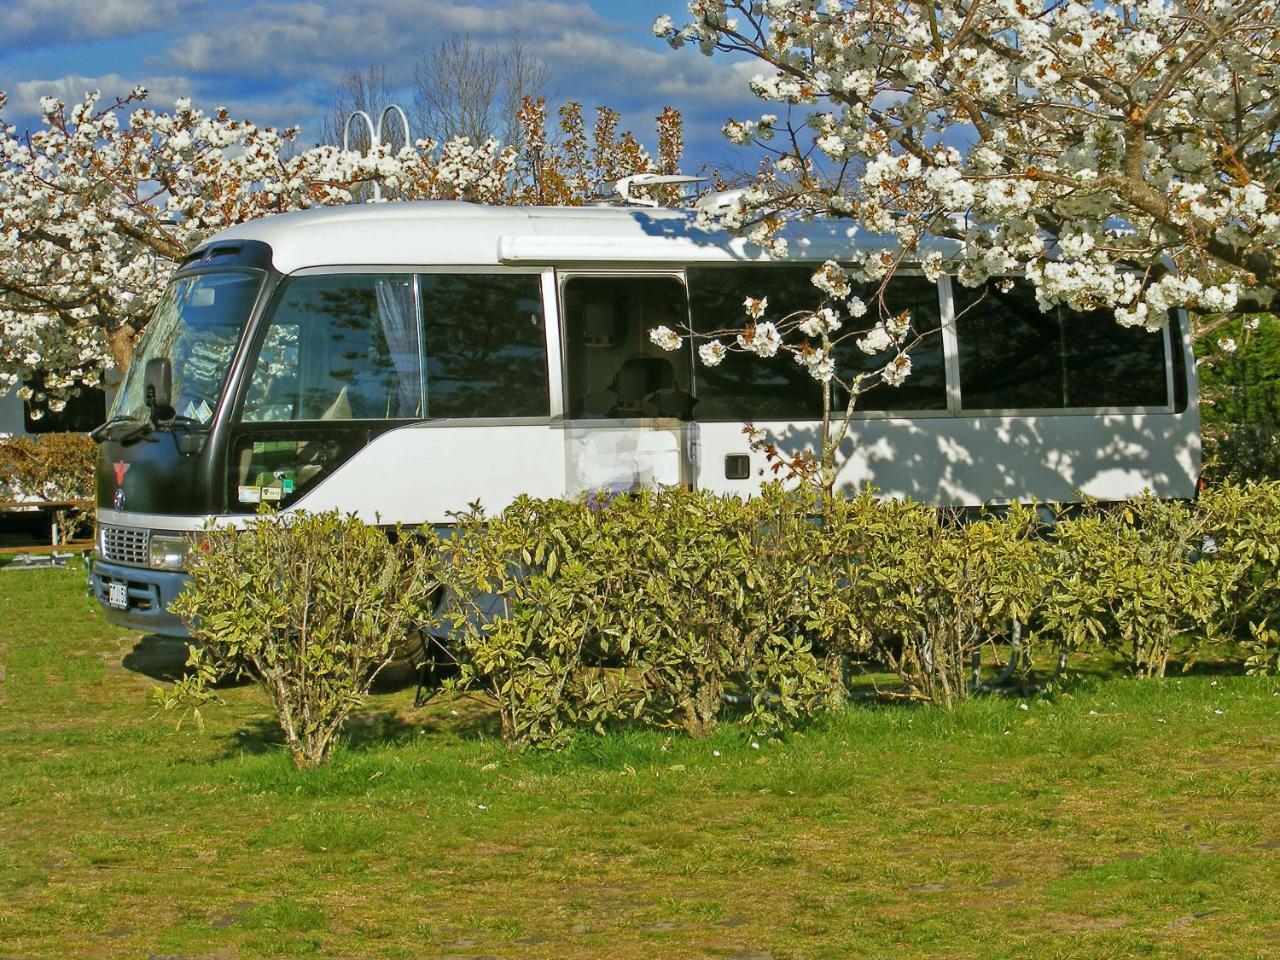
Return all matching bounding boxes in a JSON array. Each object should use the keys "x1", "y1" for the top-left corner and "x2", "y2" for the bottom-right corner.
[{"x1": 342, "y1": 105, "x2": 412, "y2": 202}]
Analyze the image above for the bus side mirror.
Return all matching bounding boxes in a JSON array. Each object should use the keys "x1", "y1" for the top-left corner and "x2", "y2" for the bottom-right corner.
[{"x1": 143, "y1": 358, "x2": 174, "y2": 419}]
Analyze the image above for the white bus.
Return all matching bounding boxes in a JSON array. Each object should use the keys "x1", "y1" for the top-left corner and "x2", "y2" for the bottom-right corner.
[{"x1": 89, "y1": 200, "x2": 1199, "y2": 634}]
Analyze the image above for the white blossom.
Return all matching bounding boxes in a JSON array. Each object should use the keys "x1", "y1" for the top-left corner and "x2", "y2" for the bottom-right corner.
[
  {"x1": 857, "y1": 324, "x2": 893, "y2": 355},
  {"x1": 811, "y1": 260, "x2": 852, "y2": 300},
  {"x1": 0, "y1": 88, "x2": 668, "y2": 406},
  {"x1": 699, "y1": 339, "x2": 728, "y2": 366},
  {"x1": 650, "y1": 325, "x2": 683, "y2": 351},
  {"x1": 881, "y1": 353, "x2": 913, "y2": 387},
  {"x1": 795, "y1": 346, "x2": 836, "y2": 383},
  {"x1": 798, "y1": 306, "x2": 841, "y2": 337},
  {"x1": 739, "y1": 321, "x2": 782, "y2": 357},
  {"x1": 658, "y1": 0, "x2": 1278, "y2": 336}
]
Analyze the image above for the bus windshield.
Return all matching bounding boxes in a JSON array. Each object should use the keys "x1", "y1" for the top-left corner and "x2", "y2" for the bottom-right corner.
[{"x1": 111, "y1": 271, "x2": 262, "y2": 426}]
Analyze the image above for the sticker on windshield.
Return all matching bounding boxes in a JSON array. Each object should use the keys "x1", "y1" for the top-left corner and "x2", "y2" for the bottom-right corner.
[
  {"x1": 238, "y1": 485, "x2": 262, "y2": 504},
  {"x1": 182, "y1": 399, "x2": 215, "y2": 423}
]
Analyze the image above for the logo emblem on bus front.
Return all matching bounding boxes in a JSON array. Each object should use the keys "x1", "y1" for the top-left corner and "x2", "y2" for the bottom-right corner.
[{"x1": 112, "y1": 461, "x2": 129, "y2": 509}]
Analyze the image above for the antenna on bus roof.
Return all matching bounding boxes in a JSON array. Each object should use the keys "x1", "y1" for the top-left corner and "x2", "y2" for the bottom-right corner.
[
  {"x1": 614, "y1": 173, "x2": 707, "y2": 208},
  {"x1": 343, "y1": 105, "x2": 411, "y2": 203}
]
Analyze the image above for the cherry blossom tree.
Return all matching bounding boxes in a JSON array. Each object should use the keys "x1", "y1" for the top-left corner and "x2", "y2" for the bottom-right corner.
[
  {"x1": 657, "y1": 0, "x2": 1277, "y2": 322},
  {"x1": 0, "y1": 88, "x2": 683, "y2": 414},
  {"x1": 650, "y1": 0, "x2": 1279, "y2": 493}
]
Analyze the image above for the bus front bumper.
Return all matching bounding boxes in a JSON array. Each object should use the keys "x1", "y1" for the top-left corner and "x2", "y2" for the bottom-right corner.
[{"x1": 89, "y1": 559, "x2": 190, "y2": 637}]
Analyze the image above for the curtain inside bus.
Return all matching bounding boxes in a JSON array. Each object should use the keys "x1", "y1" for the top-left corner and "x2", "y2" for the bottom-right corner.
[{"x1": 231, "y1": 271, "x2": 548, "y2": 510}]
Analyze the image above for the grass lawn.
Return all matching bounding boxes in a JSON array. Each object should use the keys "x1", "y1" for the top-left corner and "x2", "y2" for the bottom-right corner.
[{"x1": 1, "y1": 563, "x2": 1278, "y2": 959}]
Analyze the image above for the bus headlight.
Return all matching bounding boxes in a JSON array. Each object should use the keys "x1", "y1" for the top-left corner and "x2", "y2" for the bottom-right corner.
[{"x1": 149, "y1": 534, "x2": 196, "y2": 571}]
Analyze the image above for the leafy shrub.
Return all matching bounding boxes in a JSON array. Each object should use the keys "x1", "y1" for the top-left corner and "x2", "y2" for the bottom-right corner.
[
  {"x1": 1197, "y1": 313, "x2": 1280, "y2": 484},
  {"x1": 154, "y1": 480, "x2": 1280, "y2": 760},
  {"x1": 741, "y1": 485, "x2": 848, "y2": 722},
  {"x1": 437, "y1": 497, "x2": 629, "y2": 748},
  {"x1": 1040, "y1": 497, "x2": 1228, "y2": 678},
  {"x1": 822, "y1": 497, "x2": 1049, "y2": 707},
  {"x1": 0, "y1": 432, "x2": 96, "y2": 500},
  {"x1": 1198, "y1": 481, "x2": 1280, "y2": 675},
  {"x1": 620, "y1": 488, "x2": 833, "y2": 737},
  {"x1": 1202, "y1": 423, "x2": 1280, "y2": 485},
  {"x1": 165, "y1": 510, "x2": 440, "y2": 768}
]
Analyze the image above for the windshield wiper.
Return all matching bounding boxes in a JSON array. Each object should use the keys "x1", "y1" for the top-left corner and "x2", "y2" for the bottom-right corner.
[{"x1": 90, "y1": 415, "x2": 154, "y2": 444}]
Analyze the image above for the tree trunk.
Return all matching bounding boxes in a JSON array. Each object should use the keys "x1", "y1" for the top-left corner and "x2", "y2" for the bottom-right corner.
[{"x1": 109, "y1": 324, "x2": 138, "y2": 377}]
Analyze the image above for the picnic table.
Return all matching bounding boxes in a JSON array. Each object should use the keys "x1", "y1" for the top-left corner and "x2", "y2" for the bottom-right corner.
[{"x1": 0, "y1": 498, "x2": 94, "y2": 547}]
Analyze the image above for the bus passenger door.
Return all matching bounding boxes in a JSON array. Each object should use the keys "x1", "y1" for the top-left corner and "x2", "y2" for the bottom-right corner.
[{"x1": 559, "y1": 274, "x2": 697, "y2": 496}]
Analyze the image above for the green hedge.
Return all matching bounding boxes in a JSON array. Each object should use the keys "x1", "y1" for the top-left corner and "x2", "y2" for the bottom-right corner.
[
  {"x1": 171, "y1": 482, "x2": 1280, "y2": 755},
  {"x1": 436, "y1": 489, "x2": 836, "y2": 746}
]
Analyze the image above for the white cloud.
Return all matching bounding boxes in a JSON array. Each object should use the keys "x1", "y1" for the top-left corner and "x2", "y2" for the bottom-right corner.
[
  {"x1": 148, "y1": 0, "x2": 763, "y2": 157},
  {"x1": 0, "y1": 0, "x2": 205, "y2": 46},
  {"x1": 529, "y1": 29, "x2": 759, "y2": 116},
  {"x1": 163, "y1": 0, "x2": 607, "y2": 81},
  {"x1": 5, "y1": 74, "x2": 194, "y2": 117}
]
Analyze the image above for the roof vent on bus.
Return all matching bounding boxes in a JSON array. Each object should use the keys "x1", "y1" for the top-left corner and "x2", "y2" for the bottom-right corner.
[{"x1": 200, "y1": 244, "x2": 243, "y2": 263}]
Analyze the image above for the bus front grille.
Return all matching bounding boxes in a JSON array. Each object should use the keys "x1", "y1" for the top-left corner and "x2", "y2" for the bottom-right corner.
[{"x1": 100, "y1": 526, "x2": 149, "y2": 566}]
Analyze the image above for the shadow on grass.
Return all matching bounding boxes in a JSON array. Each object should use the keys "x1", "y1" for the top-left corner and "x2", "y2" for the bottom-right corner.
[
  {"x1": 120, "y1": 634, "x2": 194, "y2": 683},
  {"x1": 1166, "y1": 656, "x2": 1250, "y2": 677},
  {"x1": 219, "y1": 712, "x2": 422, "y2": 758},
  {"x1": 216, "y1": 699, "x2": 503, "y2": 762},
  {"x1": 120, "y1": 634, "x2": 252, "y2": 687},
  {"x1": 369, "y1": 656, "x2": 462, "y2": 694}
]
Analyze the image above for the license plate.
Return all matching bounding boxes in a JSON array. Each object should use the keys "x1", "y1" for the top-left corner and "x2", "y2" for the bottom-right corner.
[{"x1": 107, "y1": 581, "x2": 129, "y2": 610}]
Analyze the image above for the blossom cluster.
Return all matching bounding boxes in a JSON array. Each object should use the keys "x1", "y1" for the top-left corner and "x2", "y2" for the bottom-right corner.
[{"x1": 655, "y1": 0, "x2": 1280, "y2": 332}]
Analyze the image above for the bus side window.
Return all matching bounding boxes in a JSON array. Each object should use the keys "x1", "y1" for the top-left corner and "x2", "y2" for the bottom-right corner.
[
  {"x1": 687, "y1": 267, "x2": 947, "y2": 420},
  {"x1": 953, "y1": 279, "x2": 1169, "y2": 411},
  {"x1": 419, "y1": 273, "x2": 549, "y2": 418},
  {"x1": 562, "y1": 276, "x2": 693, "y2": 420},
  {"x1": 241, "y1": 274, "x2": 420, "y2": 423},
  {"x1": 838, "y1": 276, "x2": 947, "y2": 412},
  {"x1": 1062, "y1": 305, "x2": 1168, "y2": 408}
]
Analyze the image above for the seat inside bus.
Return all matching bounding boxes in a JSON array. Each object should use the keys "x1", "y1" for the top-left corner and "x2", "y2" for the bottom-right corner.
[{"x1": 563, "y1": 276, "x2": 694, "y2": 420}]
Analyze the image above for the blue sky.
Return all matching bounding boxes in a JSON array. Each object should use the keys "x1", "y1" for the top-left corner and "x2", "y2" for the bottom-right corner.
[{"x1": 0, "y1": 0, "x2": 764, "y2": 170}]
